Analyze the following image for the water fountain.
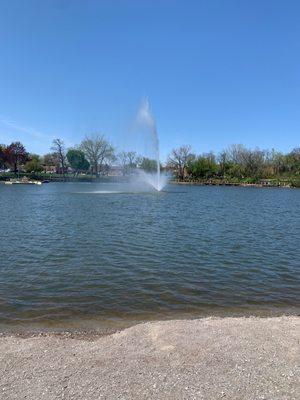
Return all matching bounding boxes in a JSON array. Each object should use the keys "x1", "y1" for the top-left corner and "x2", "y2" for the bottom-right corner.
[
  {"x1": 135, "y1": 99, "x2": 168, "y2": 191},
  {"x1": 79, "y1": 100, "x2": 168, "y2": 195}
]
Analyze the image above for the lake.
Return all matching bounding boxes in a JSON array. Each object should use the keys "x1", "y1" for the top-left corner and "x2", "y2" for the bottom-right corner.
[{"x1": 0, "y1": 182, "x2": 299, "y2": 332}]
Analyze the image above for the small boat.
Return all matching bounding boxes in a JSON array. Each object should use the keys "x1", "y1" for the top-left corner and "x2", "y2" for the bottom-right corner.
[{"x1": 4, "y1": 177, "x2": 42, "y2": 185}]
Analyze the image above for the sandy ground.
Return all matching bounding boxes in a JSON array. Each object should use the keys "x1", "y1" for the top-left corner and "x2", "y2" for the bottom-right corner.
[{"x1": 0, "y1": 316, "x2": 299, "y2": 400}]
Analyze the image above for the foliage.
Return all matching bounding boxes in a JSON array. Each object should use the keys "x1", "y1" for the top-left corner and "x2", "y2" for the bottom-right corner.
[
  {"x1": 24, "y1": 154, "x2": 43, "y2": 173},
  {"x1": 138, "y1": 157, "x2": 158, "y2": 172},
  {"x1": 67, "y1": 149, "x2": 90, "y2": 173},
  {"x1": 188, "y1": 153, "x2": 217, "y2": 179},
  {"x1": 0, "y1": 135, "x2": 299, "y2": 184},
  {"x1": 291, "y1": 178, "x2": 300, "y2": 188},
  {"x1": 168, "y1": 144, "x2": 300, "y2": 181},
  {"x1": 0, "y1": 144, "x2": 7, "y2": 169},
  {"x1": 5, "y1": 142, "x2": 29, "y2": 174}
]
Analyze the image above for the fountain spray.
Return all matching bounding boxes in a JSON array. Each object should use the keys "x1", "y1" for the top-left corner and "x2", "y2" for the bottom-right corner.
[{"x1": 136, "y1": 99, "x2": 166, "y2": 191}]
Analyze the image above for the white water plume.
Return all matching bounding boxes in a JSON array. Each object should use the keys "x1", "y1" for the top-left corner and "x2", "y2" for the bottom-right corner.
[
  {"x1": 135, "y1": 99, "x2": 168, "y2": 191},
  {"x1": 136, "y1": 169, "x2": 169, "y2": 192}
]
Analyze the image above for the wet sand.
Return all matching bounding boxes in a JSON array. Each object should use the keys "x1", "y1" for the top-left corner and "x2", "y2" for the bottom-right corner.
[{"x1": 0, "y1": 316, "x2": 299, "y2": 400}]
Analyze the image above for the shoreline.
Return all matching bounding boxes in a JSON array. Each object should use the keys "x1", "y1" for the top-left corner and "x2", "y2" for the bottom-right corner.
[
  {"x1": 1, "y1": 175, "x2": 300, "y2": 188},
  {"x1": 0, "y1": 313, "x2": 299, "y2": 341},
  {"x1": 1, "y1": 307, "x2": 299, "y2": 337},
  {"x1": 171, "y1": 180, "x2": 299, "y2": 188},
  {"x1": 1, "y1": 316, "x2": 299, "y2": 399}
]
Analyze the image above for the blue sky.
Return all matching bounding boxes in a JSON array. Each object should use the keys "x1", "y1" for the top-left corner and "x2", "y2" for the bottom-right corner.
[{"x1": 0, "y1": 0, "x2": 299, "y2": 160}]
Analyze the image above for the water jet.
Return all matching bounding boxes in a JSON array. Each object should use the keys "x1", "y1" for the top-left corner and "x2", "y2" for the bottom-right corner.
[{"x1": 135, "y1": 99, "x2": 168, "y2": 191}]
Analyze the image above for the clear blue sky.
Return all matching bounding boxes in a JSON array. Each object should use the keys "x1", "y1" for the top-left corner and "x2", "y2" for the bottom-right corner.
[{"x1": 0, "y1": 0, "x2": 299, "y2": 160}]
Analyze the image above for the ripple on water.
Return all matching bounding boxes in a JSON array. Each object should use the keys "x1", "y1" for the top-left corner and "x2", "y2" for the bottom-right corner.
[{"x1": 0, "y1": 183, "x2": 299, "y2": 331}]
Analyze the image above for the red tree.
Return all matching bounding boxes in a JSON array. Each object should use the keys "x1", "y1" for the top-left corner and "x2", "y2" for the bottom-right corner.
[{"x1": 5, "y1": 142, "x2": 29, "y2": 175}]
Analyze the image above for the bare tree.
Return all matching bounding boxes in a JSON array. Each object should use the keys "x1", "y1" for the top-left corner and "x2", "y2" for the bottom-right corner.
[
  {"x1": 80, "y1": 135, "x2": 115, "y2": 177},
  {"x1": 118, "y1": 151, "x2": 138, "y2": 175},
  {"x1": 225, "y1": 144, "x2": 248, "y2": 165},
  {"x1": 244, "y1": 148, "x2": 266, "y2": 178},
  {"x1": 167, "y1": 145, "x2": 194, "y2": 179},
  {"x1": 43, "y1": 152, "x2": 60, "y2": 172},
  {"x1": 224, "y1": 144, "x2": 267, "y2": 178},
  {"x1": 51, "y1": 139, "x2": 67, "y2": 178},
  {"x1": 218, "y1": 150, "x2": 229, "y2": 177}
]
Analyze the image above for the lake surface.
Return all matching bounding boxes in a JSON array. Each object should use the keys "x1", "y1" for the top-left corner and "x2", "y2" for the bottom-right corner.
[{"x1": 0, "y1": 182, "x2": 299, "y2": 332}]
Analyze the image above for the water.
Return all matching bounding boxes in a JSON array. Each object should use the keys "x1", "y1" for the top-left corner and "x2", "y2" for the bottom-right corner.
[
  {"x1": 0, "y1": 183, "x2": 299, "y2": 332},
  {"x1": 135, "y1": 99, "x2": 167, "y2": 191},
  {"x1": 135, "y1": 170, "x2": 169, "y2": 192}
]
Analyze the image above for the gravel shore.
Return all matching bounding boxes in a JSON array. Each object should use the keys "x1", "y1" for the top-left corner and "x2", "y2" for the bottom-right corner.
[{"x1": 0, "y1": 316, "x2": 299, "y2": 400}]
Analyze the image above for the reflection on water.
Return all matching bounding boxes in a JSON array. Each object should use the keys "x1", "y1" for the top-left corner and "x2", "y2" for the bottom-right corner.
[{"x1": 0, "y1": 182, "x2": 299, "y2": 332}]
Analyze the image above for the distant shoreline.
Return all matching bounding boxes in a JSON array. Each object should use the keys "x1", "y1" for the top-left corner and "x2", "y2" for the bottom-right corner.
[
  {"x1": 171, "y1": 179, "x2": 298, "y2": 188},
  {"x1": 1, "y1": 175, "x2": 299, "y2": 188}
]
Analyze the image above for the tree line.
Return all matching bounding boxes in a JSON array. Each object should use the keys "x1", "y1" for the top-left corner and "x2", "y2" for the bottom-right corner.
[
  {"x1": 0, "y1": 135, "x2": 299, "y2": 182},
  {"x1": 168, "y1": 144, "x2": 300, "y2": 182},
  {"x1": 0, "y1": 135, "x2": 159, "y2": 178}
]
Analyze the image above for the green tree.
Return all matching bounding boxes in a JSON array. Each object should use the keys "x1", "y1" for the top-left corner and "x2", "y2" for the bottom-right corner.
[
  {"x1": 287, "y1": 148, "x2": 300, "y2": 174},
  {"x1": 138, "y1": 157, "x2": 157, "y2": 172},
  {"x1": 67, "y1": 149, "x2": 90, "y2": 175},
  {"x1": 0, "y1": 144, "x2": 7, "y2": 170},
  {"x1": 188, "y1": 154, "x2": 217, "y2": 179},
  {"x1": 24, "y1": 154, "x2": 43, "y2": 173}
]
